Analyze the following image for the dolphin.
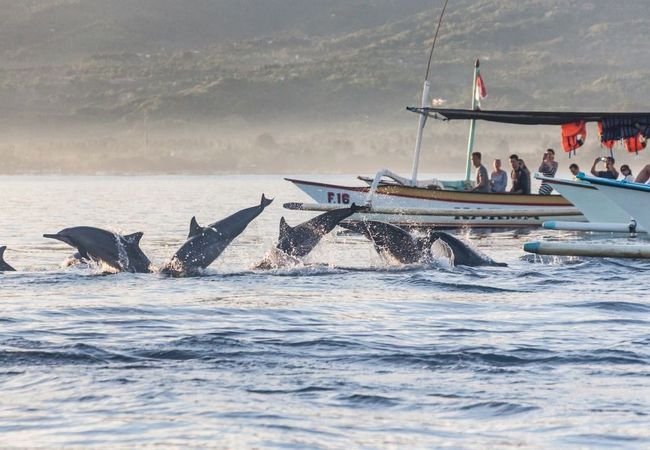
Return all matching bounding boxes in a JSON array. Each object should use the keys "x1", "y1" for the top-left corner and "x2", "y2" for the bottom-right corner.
[
  {"x1": 163, "y1": 194, "x2": 273, "y2": 276},
  {"x1": 255, "y1": 204, "x2": 361, "y2": 269},
  {"x1": 347, "y1": 221, "x2": 506, "y2": 267},
  {"x1": 0, "y1": 246, "x2": 16, "y2": 272},
  {"x1": 277, "y1": 203, "x2": 362, "y2": 258},
  {"x1": 43, "y1": 227, "x2": 152, "y2": 273},
  {"x1": 342, "y1": 220, "x2": 432, "y2": 264},
  {"x1": 428, "y1": 231, "x2": 507, "y2": 267}
]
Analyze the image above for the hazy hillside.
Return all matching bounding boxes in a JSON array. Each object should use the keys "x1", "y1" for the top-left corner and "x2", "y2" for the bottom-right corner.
[
  {"x1": 0, "y1": 0, "x2": 432, "y2": 63},
  {"x1": 2, "y1": 0, "x2": 649, "y2": 126},
  {"x1": 1, "y1": 0, "x2": 649, "y2": 173}
]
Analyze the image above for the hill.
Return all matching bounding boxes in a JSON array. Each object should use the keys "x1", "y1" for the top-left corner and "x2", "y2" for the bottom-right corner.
[
  {"x1": 1, "y1": 0, "x2": 649, "y2": 174},
  {"x1": 1, "y1": 0, "x2": 648, "y2": 129}
]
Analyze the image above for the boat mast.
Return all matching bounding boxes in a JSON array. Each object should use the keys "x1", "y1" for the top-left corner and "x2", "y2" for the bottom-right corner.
[
  {"x1": 409, "y1": 0, "x2": 449, "y2": 186},
  {"x1": 464, "y1": 58, "x2": 480, "y2": 183}
]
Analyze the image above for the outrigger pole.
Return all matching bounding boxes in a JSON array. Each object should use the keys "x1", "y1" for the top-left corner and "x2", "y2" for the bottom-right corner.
[
  {"x1": 409, "y1": 0, "x2": 448, "y2": 186},
  {"x1": 464, "y1": 58, "x2": 480, "y2": 183}
]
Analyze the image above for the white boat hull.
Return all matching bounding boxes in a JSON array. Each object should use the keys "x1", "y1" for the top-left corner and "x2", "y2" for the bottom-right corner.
[
  {"x1": 587, "y1": 183, "x2": 650, "y2": 232},
  {"x1": 537, "y1": 176, "x2": 633, "y2": 223},
  {"x1": 286, "y1": 178, "x2": 585, "y2": 228}
]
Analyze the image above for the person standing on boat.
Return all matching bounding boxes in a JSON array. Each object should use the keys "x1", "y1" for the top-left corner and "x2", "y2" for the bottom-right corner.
[
  {"x1": 490, "y1": 159, "x2": 507, "y2": 193},
  {"x1": 538, "y1": 148, "x2": 558, "y2": 195},
  {"x1": 590, "y1": 156, "x2": 619, "y2": 179},
  {"x1": 509, "y1": 154, "x2": 520, "y2": 192},
  {"x1": 509, "y1": 154, "x2": 529, "y2": 194},
  {"x1": 569, "y1": 163, "x2": 580, "y2": 178},
  {"x1": 470, "y1": 152, "x2": 490, "y2": 192},
  {"x1": 518, "y1": 159, "x2": 532, "y2": 194}
]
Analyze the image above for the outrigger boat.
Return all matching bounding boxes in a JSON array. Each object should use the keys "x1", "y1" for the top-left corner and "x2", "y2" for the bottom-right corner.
[
  {"x1": 287, "y1": 101, "x2": 650, "y2": 229},
  {"x1": 287, "y1": 84, "x2": 643, "y2": 226},
  {"x1": 285, "y1": 3, "x2": 650, "y2": 230},
  {"x1": 286, "y1": 59, "x2": 588, "y2": 229}
]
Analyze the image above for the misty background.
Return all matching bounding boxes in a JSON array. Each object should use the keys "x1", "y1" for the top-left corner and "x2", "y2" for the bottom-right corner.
[{"x1": 1, "y1": 0, "x2": 649, "y2": 175}]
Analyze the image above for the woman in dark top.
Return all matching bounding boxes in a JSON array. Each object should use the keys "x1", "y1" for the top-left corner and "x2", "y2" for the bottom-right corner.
[{"x1": 518, "y1": 159, "x2": 531, "y2": 194}]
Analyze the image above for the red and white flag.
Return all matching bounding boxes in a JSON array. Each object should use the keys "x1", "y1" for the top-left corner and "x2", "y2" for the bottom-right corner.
[{"x1": 475, "y1": 72, "x2": 487, "y2": 106}]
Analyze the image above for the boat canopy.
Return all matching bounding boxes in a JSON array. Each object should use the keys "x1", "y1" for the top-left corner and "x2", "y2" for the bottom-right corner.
[
  {"x1": 407, "y1": 107, "x2": 650, "y2": 126},
  {"x1": 408, "y1": 107, "x2": 650, "y2": 154}
]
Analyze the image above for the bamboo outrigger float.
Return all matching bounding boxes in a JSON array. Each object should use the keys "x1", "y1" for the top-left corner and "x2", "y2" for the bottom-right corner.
[
  {"x1": 542, "y1": 220, "x2": 646, "y2": 235},
  {"x1": 524, "y1": 241, "x2": 650, "y2": 259}
]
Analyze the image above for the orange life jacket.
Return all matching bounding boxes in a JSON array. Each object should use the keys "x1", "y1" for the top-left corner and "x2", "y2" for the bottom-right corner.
[
  {"x1": 561, "y1": 121, "x2": 587, "y2": 153},
  {"x1": 597, "y1": 121, "x2": 616, "y2": 149},
  {"x1": 624, "y1": 133, "x2": 646, "y2": 154}
]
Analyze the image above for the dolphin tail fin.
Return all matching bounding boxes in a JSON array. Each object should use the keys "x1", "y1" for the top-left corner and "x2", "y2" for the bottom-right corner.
[{"x1": 260, "y1": 194, "x2": 274, "y2": 209}]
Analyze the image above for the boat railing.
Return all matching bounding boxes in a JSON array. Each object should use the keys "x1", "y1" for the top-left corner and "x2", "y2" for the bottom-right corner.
[{"x1": 364, "y1": 169, "x2": 446, "y2": 206}]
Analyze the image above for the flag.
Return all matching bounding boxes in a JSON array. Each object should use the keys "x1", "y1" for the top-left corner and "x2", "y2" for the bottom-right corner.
[{"x1": 475, "y1": 72, "x2": 487, "y2": 107}]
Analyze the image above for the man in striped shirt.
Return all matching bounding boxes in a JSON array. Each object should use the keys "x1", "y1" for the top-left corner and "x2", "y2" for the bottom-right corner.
[{"x1": 538, "y1": 148, "x2": 558, "y2": 195}]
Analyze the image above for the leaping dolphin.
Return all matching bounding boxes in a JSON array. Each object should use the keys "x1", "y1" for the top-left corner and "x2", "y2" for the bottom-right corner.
[
  {"x1": 44, "y1": 227, "x2": 152, "y2": 273},
  {"x1": 342, "y1": 221, "x2": 432, "y2": 264},
  {"x1": 163, "y1": 194, "x2": 273, "y2": 276},
  {"x1": 347, "y1": 221, "x2": 506, "y2": 267},
  {"x1": 0, "y1": 246, "x2": 16, "y2": 272},
  {"x1": 255, "y1": 203, "x2": 361, "y2": 269}
]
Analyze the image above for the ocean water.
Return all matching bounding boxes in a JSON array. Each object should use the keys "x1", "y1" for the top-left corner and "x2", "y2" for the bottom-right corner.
[{"x1": 0, "y1": 175, "x2": 649, "y2": 448}]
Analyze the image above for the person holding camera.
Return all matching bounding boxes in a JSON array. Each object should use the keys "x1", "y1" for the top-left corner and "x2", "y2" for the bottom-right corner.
[
  {"x1": 590, "y1": 156, "x2": 618, "y2": 180},
  {"x1": 538, "y1": 148, "x2": 558, "y2": 195}
]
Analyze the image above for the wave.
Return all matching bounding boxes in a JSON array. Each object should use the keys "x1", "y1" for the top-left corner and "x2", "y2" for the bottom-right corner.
[
  {"x1": 246, "y1": 386, "x2": 334, "y2": 395},
  {"x1": 569, "y1": 301, "x2": 650, "y2": 313},
  {"x1": 458, "y1": 401, "x2": 540, "y2": 417},
  {"x1": 336, "y1": 393, "x2": 400, "y2": 408},
  {"x1": 395, "y1": 275, "x2": 522, "y2": 293},
  {"x1": 0, "y1": 343, "x2": 136, "y2": 365}
]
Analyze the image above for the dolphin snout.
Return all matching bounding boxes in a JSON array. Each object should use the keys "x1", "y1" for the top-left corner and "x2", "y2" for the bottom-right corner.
[{"x1": 43, "y1": 233, "x2": 72, "y2": 246}]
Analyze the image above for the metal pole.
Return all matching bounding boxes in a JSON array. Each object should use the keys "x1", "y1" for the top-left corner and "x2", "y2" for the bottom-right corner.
[
  {"x1": 409, "y1": 0, "x2": 449, "y2": 187},
  {"x1": 409, "y1": 81, "x2": 430, "y2": 185},
  {"x1": 464, "y1": 59, "x2": 480, "y2": 183}
]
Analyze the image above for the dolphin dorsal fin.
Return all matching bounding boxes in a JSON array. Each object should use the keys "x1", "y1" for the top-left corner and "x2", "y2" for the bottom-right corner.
[
  {"x1": 124, "y1": 232, "x2": 144, "y2": 245},
  {"x1": 188, "y1": 217, "x2": 203, "y2": 238},
  {"x1": 279, "y1": 217, "x2": 292, "y2": 239},
  {"x1": 0, "y1": 246, "x2": 5, "y2": 257}
]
